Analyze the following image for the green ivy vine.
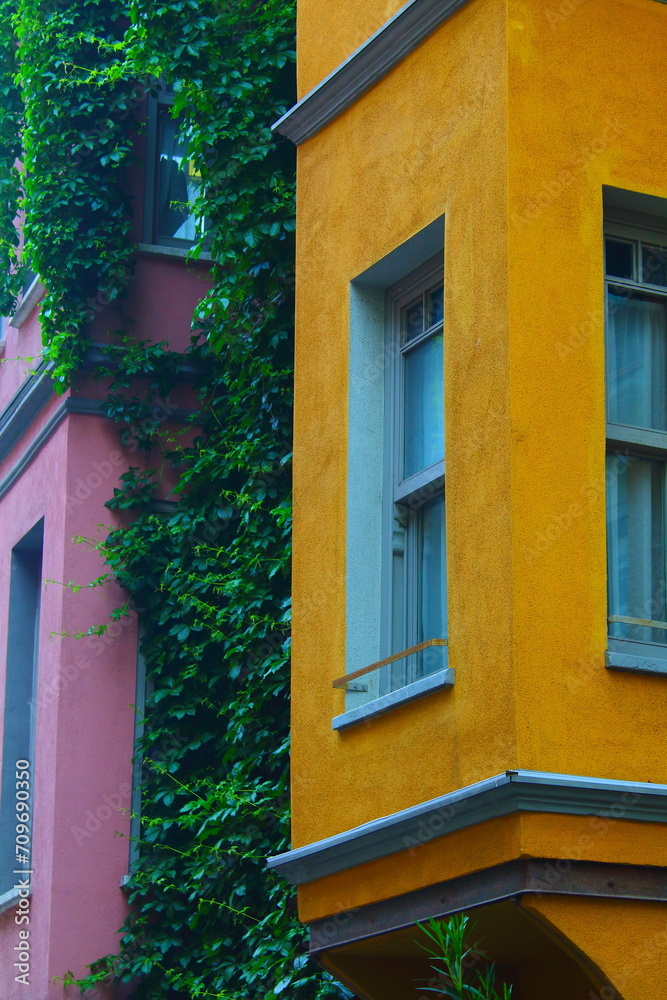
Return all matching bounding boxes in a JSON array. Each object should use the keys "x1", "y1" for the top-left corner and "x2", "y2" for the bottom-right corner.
[
  {"x1": 0, "y1": 0, "x2": 26, "y2": 314},
  {"x1": 0, "y1": 1, "x2": 348, "y2": 998}
]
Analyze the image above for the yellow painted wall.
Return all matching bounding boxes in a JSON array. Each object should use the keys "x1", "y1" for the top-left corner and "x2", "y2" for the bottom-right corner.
[
  {"x1": 323, "y1": 900, "x2": 615, "y2": 1000},
  {"x1": 292, "y1": 0, "x2": 667, "y2": 944},
  {"x1": 506, "y1": 0, "x2": 667, "y2": 779},
  {"x1": 292, "y1": 0, "x2": 514, "y2": 858},
  {"x1": 524, "y1": 895, "x2": 667, "y2": 998},
  {"x1": 298, "y1": 811, "x2": 667, "y2": 923},
  {"x1": 298, "y1": 814, "x2": 522, "y2": 923},
  {"x1": 297, "y1": 0, "x2": 407, "y2": 96}
]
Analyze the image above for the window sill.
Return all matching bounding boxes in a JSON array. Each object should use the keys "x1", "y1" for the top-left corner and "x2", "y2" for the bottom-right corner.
[
  {"x1": 136, "y1": 242, "x2": 212, "y2": 262},
  {"x1": 10, "y1": 276, "x2": 46, "y2": 329},
  {"x1": 605, "y1": 651, "x2": 667, "y2": 676},
  {"x1": 332, "y1": 667, "x2": 454, "y2": 731},
  {"x1": 0, "y1": 887, "x2": 24, "y2": 914}
]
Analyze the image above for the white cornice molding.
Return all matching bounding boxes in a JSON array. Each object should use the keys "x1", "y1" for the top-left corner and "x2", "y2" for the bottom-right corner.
[
  {"x1": 10, "y1": 276, "x2": 46, "y2": 329},
  {"x1": 273, "y1": 0, "x2": 472, "y2": 145},
  {"x1": 0, "y1": 360, "x2": 54, "y2": 466},
  {"x1": 275, "y1": 0, "x2": 667, "y2": 145},
  {"x1": 267, "y1": 770, "x2": 667, "y2": 884}
]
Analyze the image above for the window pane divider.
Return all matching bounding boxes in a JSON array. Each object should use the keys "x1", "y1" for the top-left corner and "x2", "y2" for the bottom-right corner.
[
  {"x1": 401, "y1": 321, "x2": 443, "y2": 354},
  {"x1": 394, "y1": 459, "x2": 444, "y2": 505},
  {"x1": 606, "y1": 422, "x2": 667, "y2": 453},
  {"x1": 607, "y1": 279, "x2": 667, "y2": 302}
]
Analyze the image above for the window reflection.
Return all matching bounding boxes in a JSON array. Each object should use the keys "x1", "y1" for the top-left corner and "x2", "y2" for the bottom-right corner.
[{"x1": 156, "y1": 110, "x2": 199, "y2": 243}]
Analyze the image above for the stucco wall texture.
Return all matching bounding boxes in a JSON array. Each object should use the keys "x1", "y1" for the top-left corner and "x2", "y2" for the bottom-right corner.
[
  {"x1": 291, "y1": 0, "x2": 667, "y2": 967},
  {"x1": 507, "y1": 0, "x2": 667, "y2": 779},
  {"x1": 0, "y1": 248, "x2": 208, "y2": 996},
  {"x1": 297, "y1": 0, "x2": 407, "y2": 95},
  {"x1": 293, "y1": 0, "x2": 511, "y2": 851},
  {"x1": 0, "y1": 416, "x2": 136, "y2": 1000}
]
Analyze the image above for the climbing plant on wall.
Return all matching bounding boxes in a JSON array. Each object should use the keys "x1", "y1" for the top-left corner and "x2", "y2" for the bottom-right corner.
[
  {"x1": 1, "y1": 1, "x2": 349, "y2": 997},
  {"x1": 0, "y1": 0, "x2": 26, "y2": 314}
]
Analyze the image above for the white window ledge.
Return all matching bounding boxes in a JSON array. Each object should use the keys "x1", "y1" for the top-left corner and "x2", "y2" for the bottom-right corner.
[
  {"x1": 0, "y1": 887, "x2": 24, "y2": 914},
  {"x1": 332, "y1": 667, "x2": 454, "y2": 731},
  {"x1": 136, "y1": 242, "x2": 211, "y2": 262},
  {"x1": 10, "y1": 277, "x2": 45, "y2": 329},
  {"x1": 606, "y1": 651, "x2": 667, "y2": 676}
]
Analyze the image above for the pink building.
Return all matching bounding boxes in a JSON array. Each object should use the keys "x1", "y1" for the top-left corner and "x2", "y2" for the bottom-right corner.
[{"x1": 0, "y1": 96, "x2": 210, "y2": 999}]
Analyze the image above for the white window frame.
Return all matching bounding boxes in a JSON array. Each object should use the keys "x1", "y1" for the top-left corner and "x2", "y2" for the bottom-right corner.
[
  {"x1": 605, "y1": 216, "x2": 667, "y2": 673},
  {"x1": 143, "y1": 87, "x2": 206, "y2": 250},
  {"x1": 381, "y1": 257, "x2": 447, "y2": 693},
  {"x1": 336, "y1": 219, "x2": 453, "y2": 730}
]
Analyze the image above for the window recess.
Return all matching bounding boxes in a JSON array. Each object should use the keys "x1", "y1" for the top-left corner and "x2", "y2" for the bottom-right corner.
[
  {"x1": 0, "y1": 520, "x2": 43, "y2": 901},
  {"x1": 143, "y1": 85, "x2": 206, "y2": 249},
  {"x1": 605, "y1": 221, "x2": 667, "y2": 668},
  {"x1": 381, "y1": 260, "x2": 448, "y2": 693},
  {"x1": 342, "y1": 219, "x2": 451, "y2": 727}
]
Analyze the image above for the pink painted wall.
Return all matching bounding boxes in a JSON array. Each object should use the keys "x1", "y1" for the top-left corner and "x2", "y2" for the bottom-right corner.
[
  {"x1": 0, "y1": 415, "x2": 143, "y2": 999},
  {"x1": 0, "y1": 193, "x2": 211, "y2": 997},
  {"x1": 0, "y1": 293, "x2": 45, "y2": 412}
]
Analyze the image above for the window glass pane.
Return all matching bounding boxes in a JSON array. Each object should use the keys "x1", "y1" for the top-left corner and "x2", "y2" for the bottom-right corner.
[
  {"x1": 605, "y1": 239, "x2": 634, "y2": 280},
  {"x1": 156, "y1": 111, "x2": 198, "y2": 242},
  {"x1": 642, "y1": 243, "x2": 667, "y2": 288},
  {"x1": 403, "y1": 296, "x2": 424, "y2": 343},
  {"x1": 403, "y1": 332, "x2": 444, "y2": 479},
  {"x1": 388, "y1": 494, "x2": 447, "y2": 689},
  {"x1": 428, "y1": 285, "x2": 444, "y2": 327},
  {"x1": 607, "y1": 454, "x2": 667, "y2": 644},
  {"x1": 419, "y1": 493, "x2": 447, "y2": 664},
  {"x1": 606, "y1": 288, "x2": 667, "y2": 431}
]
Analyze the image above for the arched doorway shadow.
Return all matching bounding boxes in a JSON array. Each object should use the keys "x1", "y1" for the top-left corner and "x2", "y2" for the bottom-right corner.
[{"x1": 320, "y1": 899, "x2": 620, "y2": 1000}]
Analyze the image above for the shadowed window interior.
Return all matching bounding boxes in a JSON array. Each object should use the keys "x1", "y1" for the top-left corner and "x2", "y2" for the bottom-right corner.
[
  {"x1": 144, "y1": 86, "x2": 203, "y2": 248},
  {"x1": 0, "y1": 519, "x2": 43, "y2": 901},
  {"x1": 605, "y1": 223, "x2": 667, "y2": 658}
]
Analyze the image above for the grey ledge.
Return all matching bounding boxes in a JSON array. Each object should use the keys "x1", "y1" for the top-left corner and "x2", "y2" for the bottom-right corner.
[
  {"x1": 266, "y1": 770, "x2": 667, "y2": 885},
  {"x1": 10, "y1": 276, "x2": 46, "y2": 329},
  {"x1": 272, "y1": 0, "x2": 471, "y2": 145},
  {"x1": 136, "y1": 242, "x2": 212, "y2": 262},
  {"x1": 0, "y1": 887, "x2": 24, "y2": 915},
  {"x1": 606, "y1": 651, "x2": 667, "y2": 676},
  {"x1": 332, "y1": 668, "x2": 454, "y2": 730},
  {"x1": 275, "y1": 0, "x2": 667, "y2": 144},
  {"x1": 0, "y1": 360, "x2": 55, "y2": 467},
  {"x1": 81, "y1": 343, "x2": 203, "y2": 381},
  {"x1": 0, "y1": 341, "x2": 199, "y2": 502}
]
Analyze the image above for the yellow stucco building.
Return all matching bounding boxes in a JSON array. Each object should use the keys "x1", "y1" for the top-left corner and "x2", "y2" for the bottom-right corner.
[{"x1": 269, "y1": 0, "x2": 667, "y2": 994}]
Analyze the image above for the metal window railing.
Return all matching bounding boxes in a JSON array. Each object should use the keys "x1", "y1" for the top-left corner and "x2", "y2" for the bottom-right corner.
[
  {"x1": 608, "y1": 615, "x2": 667, "y2": 630},
  {"x1": 332, "y1": 639, "x2": 448, "y2": 690}
]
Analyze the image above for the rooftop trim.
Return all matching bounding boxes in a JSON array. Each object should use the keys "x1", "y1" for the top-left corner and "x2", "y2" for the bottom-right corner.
[
  {"x1": 266, "y1": 770, "x2": 667, "y2": 884},
  {"x1": 272, "y1": 0, "x2": 471, "y2": 145},
  {"x1": 0, "y1": 360, "x2": 55, "y2": 467}
]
